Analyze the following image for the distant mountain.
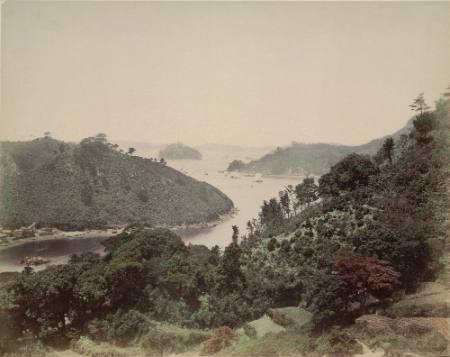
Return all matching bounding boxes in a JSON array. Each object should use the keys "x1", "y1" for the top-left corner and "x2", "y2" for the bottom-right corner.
[
  {"x1": 0, "y1": 137, "x2": 233, "y2": 230},
  {"x1": 159, "y1": 143, "x2": 202, "y2": 160},
  {"x1": 227, "y1": 120, "x2": 412, "y2": 176}
]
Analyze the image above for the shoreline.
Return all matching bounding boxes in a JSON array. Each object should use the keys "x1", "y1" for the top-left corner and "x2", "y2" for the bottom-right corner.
[
  {"x1": 227, "y1": 171, "x2": 318, "y2": 180},
  {"x1": 0, "y1": 208, "x2": 238, "y2": 253},
  {"x1": 0, "y1": 228, "x2": 121, "y2": 253}
]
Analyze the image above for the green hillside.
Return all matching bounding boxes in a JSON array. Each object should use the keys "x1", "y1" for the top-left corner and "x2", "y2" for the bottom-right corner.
[
  {"x1": 0, "y1": 135, "x2": 232, "y2": 230},
  {"x1": 227, "y1": 120, "x2": 412, "y2": 175}
]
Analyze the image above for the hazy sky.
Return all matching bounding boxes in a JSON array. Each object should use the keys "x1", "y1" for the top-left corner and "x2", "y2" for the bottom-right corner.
[{"x1": 1, "y1": 1, "x2": 449, "y2": 146}]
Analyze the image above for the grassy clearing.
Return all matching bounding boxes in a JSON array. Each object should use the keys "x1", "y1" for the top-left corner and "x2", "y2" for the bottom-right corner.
[
  {"x1": 140, "y1": 322, "x2": 210, "y2": 355},
  {"x1": 68, "y1": 323, "x2": 210, "y2": 357}
]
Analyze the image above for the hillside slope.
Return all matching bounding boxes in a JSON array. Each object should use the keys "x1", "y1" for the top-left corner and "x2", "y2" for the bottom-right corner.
[
  {"x1": 0, "y1": 136, "x2": 233, "y2": 229},
  {"x1": 228, "y1": 120, "x2": 412, "y2": 175}
]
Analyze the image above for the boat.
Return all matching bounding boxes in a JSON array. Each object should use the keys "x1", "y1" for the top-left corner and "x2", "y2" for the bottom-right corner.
[{"x1": 254, "y1": 173, "x2": 263, "y2": 183}]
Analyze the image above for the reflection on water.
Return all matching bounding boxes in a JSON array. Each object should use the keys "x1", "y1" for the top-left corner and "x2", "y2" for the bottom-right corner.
[{"x1": 0, "y1": 147, "x2": 303, "y2": 272}]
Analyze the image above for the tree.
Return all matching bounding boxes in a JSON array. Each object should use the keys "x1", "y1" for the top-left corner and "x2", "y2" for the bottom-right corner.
[
  {"x1": 318, "y1": 154, "x2": 379, "y2": 196},
  {"x1": 160, "y1": 158, "x2": 167, "y2": 166},
  {"x1": 284, "y1": 185, "x2": 298, "y2": 215},
  {"x1": 94, "y1": 133, "x2": 108, "y2": 143},
  {"x1": 304, "y1": 270, "x2": 350, "y2": 328},
  {"x1": 409, "y1": 93, "x2": 430, "y2": 116},
  {"x1": 382, "y1": 137, "x2": 394, "y2": 164},
  {"x1": 413, "y1": 112, "x2": 435, "y2": 144},
  {"x1": 409, "y1": 93, "x2": 436, "y2": 145},
  {"x1": 259, "y1": 198, "x2": 284, "y2": 232},
  {"x1": 333, "y1": 251, "x2": 401, "y2": 303},
  {"x1": 9, "y1": 264, "x2": 80, "y2": 339},
  {"x1": 267, "y1": 237, "x2": 279, "y2": 252},
  {"x1": 279, "y1": 190, "x2": 291, "y2": 218},
  {"x1": 127, "y1": 147, "x2": 136, "y2": 155},
  {"x1": 295, "y1": 177, "x2": 318, "y2": 209},
  {"x1": 43, "y1": 131, "x2": 52, "y2": 138},
  {"x1": 231, "y1": 225, "x2": 239, "y2": 244},
  {"x1": 217, "y1": 228, "x2": 245, "y2": 294}
]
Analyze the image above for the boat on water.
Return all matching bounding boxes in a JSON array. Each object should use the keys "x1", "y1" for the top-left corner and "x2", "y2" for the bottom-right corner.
[{"x1": 254, "y1": 173, "x2": 263, "y2": 183}]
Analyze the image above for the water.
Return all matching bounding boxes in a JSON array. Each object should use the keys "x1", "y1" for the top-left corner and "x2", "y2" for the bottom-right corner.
[
  {"x1": 0, "y1": 236, "x2": 107, "y2": 273},
  {"x1": 166, "y1": 147, "x2": 302, "y2": 247},
  {"x1": 0, "y1": 146, "x2": 302, "y2": 272}
]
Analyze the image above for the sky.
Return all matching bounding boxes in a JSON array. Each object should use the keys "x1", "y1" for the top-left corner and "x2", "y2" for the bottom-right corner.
[{"x1": 1, "y1": 1, "x2": 449, "y2": 147}]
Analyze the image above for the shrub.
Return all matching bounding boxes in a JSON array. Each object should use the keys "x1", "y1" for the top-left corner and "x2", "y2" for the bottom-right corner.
[
  {"x1": 243, "y1": 323, "x2": 257, "y2": 338},
  {"x1": 86, "y1": 310, "x2": 154, "y2": 346},
  {"x1": 267, "y1": 237, "x2": 279, "y2": 252},
  {"x1": 201, "y1": 327, "x2": 237, "y2": 355},
  {"x1": 313, "y1": 328, "x2": 362, "y2": 355}
]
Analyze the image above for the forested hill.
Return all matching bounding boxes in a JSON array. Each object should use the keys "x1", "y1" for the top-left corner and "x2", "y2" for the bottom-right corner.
[
  {"x1": 0, "y1": 135, "x2": 233, "y2": 230},
  {"x1": 227, "y1": 120, "x2": 412, "y2": 175},
  {"x1": 159, "y1": 142, "x2": 202, "y2": 160}
]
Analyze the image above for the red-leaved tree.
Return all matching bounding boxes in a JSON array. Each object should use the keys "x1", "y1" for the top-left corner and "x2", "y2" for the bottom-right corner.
[{"x1": 333, "y1": 251, "x2": 401, "y2": 305}]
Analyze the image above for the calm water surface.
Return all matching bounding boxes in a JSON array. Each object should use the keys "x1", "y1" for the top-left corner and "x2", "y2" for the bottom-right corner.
[
  {"x1": 170, "y1": 153, "x2": 301, "y2": 247},
  {"x1": 0, "y1": 236, "x2": 107, "y2": 272}
]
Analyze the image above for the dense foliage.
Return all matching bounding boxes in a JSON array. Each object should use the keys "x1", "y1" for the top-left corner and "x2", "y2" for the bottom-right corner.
[
  {"x1": 0, "y1": 94, "x2": 448, "y2": 354},
  {"x1": 0, "y1": 135, "x2": 232, "y2": 229}
]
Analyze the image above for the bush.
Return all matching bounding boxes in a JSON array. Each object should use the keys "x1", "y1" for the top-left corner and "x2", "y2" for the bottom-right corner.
[
  {"x1": 201, "y1": 327, "x2": 237, "y2": 355},
  {"x1": 87, "y1": 310, "x2": 154, "y2": 346},
  {"x1": 267, "y1": 237, "x2": 279, "y2": 252},
  {"x1": 313, "y1": 328, "x2": 362, "y2": 355},
  {"x1": 243, "y1": 323, "x2": 257, "y2": 338}
]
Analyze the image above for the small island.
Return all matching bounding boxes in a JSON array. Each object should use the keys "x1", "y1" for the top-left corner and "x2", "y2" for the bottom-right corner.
[{"x1": 159, "y1": 142, "x2": 202, "y2": 160}]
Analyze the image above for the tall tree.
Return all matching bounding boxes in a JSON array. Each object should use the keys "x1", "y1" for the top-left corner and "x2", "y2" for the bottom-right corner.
[
  {"x1": 382, "y1": 137, "x2": 394, "y2": 164},
  {"x1": 231, "y1": 225, "x2": 239, "y2": 244},
  {"x1": 217, "y1": 227, "x2": 245, "y2": 293},
  {"x1": 409, "y1": 93, "x2": 430, "y2": 116},
  {"x1": 279, "y1": 190, "x2": 291, "y2": 218}
]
